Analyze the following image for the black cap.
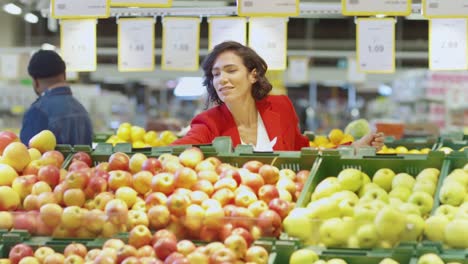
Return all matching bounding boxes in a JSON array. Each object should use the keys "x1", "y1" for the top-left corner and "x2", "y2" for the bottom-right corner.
[{"x1": 28, "y1": 50, "x2": 66, "y2": 79}]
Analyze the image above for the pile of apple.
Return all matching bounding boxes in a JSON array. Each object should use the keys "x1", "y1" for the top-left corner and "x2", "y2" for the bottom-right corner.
[
  {"x1": 416, "y1": 253, "x2": 463, "y2": 264},
  {"x1": 283, "y1": 167, "x2": 441, "y2": 248},
  {"x1": 377, "y1": 145, "x2": 431, "y2": 155},
  {"x1": 4, "y1": 227, "x2": 270, "y2": 264},
  {"x1": 289, "y1": 248, "x2": 401, "y2": 264},
  {"x1": 423, "y1": 163, "x2": 468, "y2": 249}
]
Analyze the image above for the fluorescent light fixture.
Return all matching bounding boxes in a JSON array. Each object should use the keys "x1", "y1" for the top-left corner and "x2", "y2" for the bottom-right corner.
[
  {"x1": 3, "y1": 3, "x2": 22, "y2": 15},
  {"x1": 174, "y1": 77, "x2": 206, "y2": 98},
  {"x1": 41, "y1": 43, "x2": 56, "y2": 50},
  {"x1": 24, "y1": 12, "x2": 39, "y2": 23}
]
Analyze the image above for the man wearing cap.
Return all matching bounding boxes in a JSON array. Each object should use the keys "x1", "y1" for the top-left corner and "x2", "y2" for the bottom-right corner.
[{"x1": 20, "y1": 49, "x2": 93, "y2": 145}]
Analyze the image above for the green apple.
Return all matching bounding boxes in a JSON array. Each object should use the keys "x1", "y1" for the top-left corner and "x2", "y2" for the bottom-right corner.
[
  {"x1": 307, "y1": 197, "x2": 340, "y2": 220},
  {"x1": 338, "y1": 199, "x2": 357, "y2": 217},
  {"x1": 347, "y1": 235, "x2": 359, "y2": 248},
  {"x1": 389, "y1": 198, "x2": 403, "y2": 209},
  {"x1": 435, "y1": 204, "x2": 458, "y2": 220},
  {"x1": 445, "y1": 219, "x2": 468, "y2": 248},
  {"x1": 392, "y1": 173, "x2": 415, "y2": 190},
  {"x1": 356, "y1": 224, "x2": 379, "y2": 248},
  {"x1": 327, "y1": 259, "x2": 348, "y2": 264},
  {"x1": 417, "y1": 253, "x2": 444, "y2": 264},
  {"x1": 413, "y1": 180, "x2": 437, "y2": 196},
  {"x1": 465, "y1": 194, "x2": 468, "y2": 203},
  {"x1": 424, "y1": 215, "x2": 449, "y2": 242},
  {"x1": 337, "y1": 168, "x2": 363, "y2": 192},
  {"x1": 399, "y1": 203, "x2": 422, "y2": 216},
  {"x1": 372, "y1": 168, "x2": 396, "y2": 192},
  {"x1": 446, "y1": 169, "x2": 468, "y2": 187},
  {"x1": 289, "y1": 249, "x2": 319, "y2": 264},
  {"x1": 283, "y1": 208, "x2": 315, "y2": 240},
  {"x1": 330, "y1": 190, "x2": 359, "y2": 204},
  {"x1": 311, "y1": 177, "x2": 342, "y2": 201},
  {"x1": 416, "y1": 168, "x2": 440, "y2": 183},
  {"x1": 455, "y1": 205, "x2": 468, "y2": 220},
  {"x1": 408, "y1": 192, "x2": 434, "y2": 216},
  {"x1": 360, "y1": 188, "x2": 389, "y2": 204},
  {"x1": 358, "y1": 183, "x2": 381, "y2": 197},
  {"x1": 354, "y1": 201, "x2": 384, "y2": 225},
  {"x1": 319, "y1": 217, "x2": 353, "y2": 247},
  {"x1": 361, "y1": 172, "x2": 371, "y2": 185},
  {"x1": 374, "y1": 206, "x2": 405, "y2": 243},
  {"x1": 313, "y1": 261, "x2": 327, "y2": 264},
  {"x1": 439, "y1": 181, "x2": 466, "y2": 206},
  {"x1": 400, "y1": 214, "x2": 425, "y2": 241},
  {"x1": 389, "y1": 187, "x2": 412, "y2": 202},
  {"x1": 379, "y1": 258, "x2": 400, "y2": 264}
]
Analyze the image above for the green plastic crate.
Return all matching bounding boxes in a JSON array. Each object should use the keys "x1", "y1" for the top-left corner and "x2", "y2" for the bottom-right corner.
[
  {"x1": 438, "y1": 139, "x2": 468, "y2": 152},
  {"x1": 93, "y1": 132, "x2": 113, "y2": 143},
  {"x1": 411, "y1": 251, "x2": 468, "y2": 264}
]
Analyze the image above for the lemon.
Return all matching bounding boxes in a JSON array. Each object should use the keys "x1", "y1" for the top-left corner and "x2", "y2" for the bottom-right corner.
[
  {"x1": 408, "y1": 149, "x2": 421, "y2": 154},
  {"x1": 386, "y1": 148, "x2": 396, "y2": 154},
  {"x1": 143, "y1": 131, "x2": 158, "y2": 144},
  {"x1": 116, "y1": 126, "x2": 131, "y2": 141},
  {"x1": 159, "y1": 130, "x2": 177, "y2": 145},
  {"x1": 420, "y1": 148, "x2": 431, "y2": 154},
  {"x1": 395, "y1": 146, "x2": 408, "y2": 154},
  {"x1": 132, "y1": 141, "x2": 147, "y2": 148},
  {"x1": 314, "y1": 135, "x2": 329, "y2": 146},
  {"x1": 328, "y1": 129, "x2": 344, "y2": 145},
  {"x1": 120, "y1": 122, "x2": 132, "y2": 129},
  {"x1": 130, "y1": 126, "x2": 146, "y2": 142},
  {"x1": 340, "y1": 134, "x2": 354, "y2": 144},
  {"x1": 309, "y1": 141, "x2": 317, "y2": 147}
]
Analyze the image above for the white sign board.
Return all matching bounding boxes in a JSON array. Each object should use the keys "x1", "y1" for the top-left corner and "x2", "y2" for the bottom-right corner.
[
  {"x1": 60, "y1": 19, "x2": 97, "y2": 72},
  {"x1": 0, "y1": 55, "x2": 19, "y2": 79},
  {"x1": 423, "y1": 0, "x2": 468, "y2": 18},
  {"x1": 238, "y1": 0, "x2": 299, "y2": 17},
  {"x1": 51, "y1": 0, "x2": 109, "y2": 18},
  {"x1": 249, "y1": 17, "x2": 288, "y2": 70},
  {"x1": 118, "y1": 18, "x2": 155, "y2": 72},
  {"x1": 110, "y1": 0, "x2": 171, "y2": 7},
  {"x1": 357, "y1": 18, "x2": 395, "y2": 73},
  {"x1": 162, "y1": 17, "x2": 200, "y2": 71},
  {"x1": 208, "y1": 17, "x2": 247, "y2": 50},
  {"x1": 429, "y1": 19, "x2": 468, "y2": 70},
  {"x1": 342, "y1": 0, "x2": 411, "y2": 16},
  {"x1": 347, "y1": 57, "x2": 367, "y2": 83},
  {"x1": 287, "y1": 57, "x2": 309, "y2": 83}
]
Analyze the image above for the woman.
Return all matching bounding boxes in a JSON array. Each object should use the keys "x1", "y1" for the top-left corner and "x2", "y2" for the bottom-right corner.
[{"x1": 173, "y1": 41, "x2": 384, "y2": 151}]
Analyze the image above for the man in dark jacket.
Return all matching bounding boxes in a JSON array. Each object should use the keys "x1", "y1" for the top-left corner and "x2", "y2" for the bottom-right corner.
[{"x1": 20, "y1": 49, "x2": 93, "y2": 145}]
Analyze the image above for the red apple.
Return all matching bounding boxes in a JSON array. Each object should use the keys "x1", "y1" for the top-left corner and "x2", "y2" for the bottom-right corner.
[
  {"x1": 230, "y1": 207, "x2": 255, "y2": 230},
  {"x1": 258, "y1": 185, "x2": 280, "y2": 204},
  {"x1": 108, "y1": 152, "x2": 130, "y2": 171},
  {"x1": 68, "y1": 160, "x2": 89, "y2": 172},
  {"x1": 63, "y1": 188, "x2": 86, "y2": 207},
  {"x1": 108, "y1": 170, "x2": 133, "y2": 191},
  {"x1": 131, "y1": 170, "x2": 152, "y2": 195},
  {"x1": 37, "y1": 165, "x2": 61, "y2": 187},
  {"x1": 241, "y1": 173, "x2": 264, "y2": 193},
  {"x1": 176, "y1": 240, "x2": 196, "y2": 256},
  {"x1": 121, "y1": 256, "x2": 141, "y2": 264},
  {"x1": 153, "y1": 237, "x2": 177, "y2": 261},
  {"x1": 219, "y1": 223, "x2": 235, "y2": 242},
  {"x1": 166, "y1": 193, "x2": 191, "y2": 217},
  {"x1": 216, "y1": 163, "x2": 235, "y2": 175},
  {"x1": 128, "y1": 225, "x2": 152, "y2": 249},
  {"x1": 268, "y1": 198, "x2": 291, "y2": 219},
  {"x1": 44, "y1": 252, "x2": 66, "y2": 264},
  {"x1": 223, "y1": 204, "x2": 238, "y2": 217},
  {"x1": 85, "y1": 176, "x2": 108, "y2": 198},
  {"x1": 224, "y1": 234, "x2": 247, "y2": 259},
  {"x1": 72, "y1": 151, "x2": 93, "y2": 167},
  {"x1": 141, "y1": 158, "x2": 162, "y2": 174},
  {"x1": 234, "y1": 190, "x2": 257, "y2": 207},
  {"x1": 199, "y1": 226, "x2": 219, "y2": 242},
  {"x1": 178, "y1": 147, "x2": 204, "y2": 169},
  {"x1": 151, "y1": 229, "x2": 177, "y2": 245},
  {"x1": 137, "y1": 245, "x2": 156, "y2": 258},
  {"x1": 126, "y1": 209, "x2": 149, "y2": 230},
  {"x1": 189, "y1": 190, "x2": 209, "y2": 205},
  {"x1": 174, "y1": 167, "x2": 197, "y2": 190},
  {"x1": 194, "y1": 159, "x2": 216, "y2": 172},
  {"x1": 296, "y1": 170, "x2": 310, "y2": 185},
  {"x1": 258, "y1": 164, "x2": 280, "y2": 185},
  {"x1": 145, "y1": 192, "x2": 168, "y2": 208},
  {"x1": 116, "y1": 245, "x2": 138, "y2": 264},
  {"x1": 245, "y1": 246, "x2": 269, "y2": 264},
  {"x1": 94, "y1": 192, "x2": 115, "y2": 210},
  {"x1": 103, "y1": 239, "x2": 125, "y2": 250},
  {"x1": 209, "y1": 248, "x2": 237, "y2": 264},
  {"x1": 242, "y1": 161, "x2": 263, "y2": 173},
  {"x1": 232, "y1": 227, "x2": 254, "y2": 247},
  {"x1": 140, "y1": 257, "x2": 163, "y2": 264},
  {"x1": 64, "y1": 243, "x2": 87, "y2": 258},
  {"x1": 37, "y1": 191, "x2": 58, "y2": 207},
  {"x1": 41, "y1": 150, "x2": 65, "y2": 168},
  {"x1": 64, "y1": 169, "x2": 89, "y2": 189},
  {"x1": 95, "y1": 162, "x2": 110, "y2": 172},
  {"x1": 219, "y1": 168, "x2": 242, "y2": 185},
  {"x1": 148, "y1": 205, "x2": 171, "y2": 229},
  {"x1": 211, "y1": 188, "x2": 235, "y2": 206},
  {"x1": 11, "y1": 174, "x2": 37, "y2": 200},
  {"x1": 192, "y1": 180, "x2": 214, "y2": 196},
  {"x1": 151, "y1": 172, "x2": 175, "y2": 195},
  {"x1": 0, "y1": 131, "x2": 18, "y2": 155},
  {"x1": 164, "y1": 252, "x2": 184, "y2": 264},
  {"x1": 23, "y1": 194, "x2": 40, "y2": 211},
  {"x1": 34, "y1": 247, "x2": 55, "y2": 263},
  {"x1": 9, "y1": 244, "x2": 34, "y2": 264},
  {"x1": 105, "y1": 199, "x2": 129, "y2": 225},
  {"x1": 257, "y1": 210, "x2": 282, "y2": 237},
  {"x1": 197, "y1": 170, "x2": 219, "y2": 184},
  {"x1": 214, "y1": 177, "x2": 238, "y2": 192}
]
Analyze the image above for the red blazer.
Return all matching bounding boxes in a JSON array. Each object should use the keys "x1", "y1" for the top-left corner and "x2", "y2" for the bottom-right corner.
[{"x1": 172, "y1": 95, "x2": 309, "y2": 151}]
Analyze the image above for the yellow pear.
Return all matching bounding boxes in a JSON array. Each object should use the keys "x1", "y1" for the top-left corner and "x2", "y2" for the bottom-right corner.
[
  {"x1": 2, "y1": 142, "x2": 31, "y2": 172},
  {"x1": 28, "y1": 130, "x2": 56, "y2": 153}
]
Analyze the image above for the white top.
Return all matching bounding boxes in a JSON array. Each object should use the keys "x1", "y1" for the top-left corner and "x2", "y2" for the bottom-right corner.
[{"x1": 240, "y1": 112, "x2": 277, "y2": 152}]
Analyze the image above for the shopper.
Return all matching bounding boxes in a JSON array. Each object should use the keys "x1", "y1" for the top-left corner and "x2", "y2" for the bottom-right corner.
[
  {"x1": 173, "y1": 41, "x2": 384, "y2": 151},
  {"x1": 20, "y1": 49, "x2": 93, "y2": 146}
]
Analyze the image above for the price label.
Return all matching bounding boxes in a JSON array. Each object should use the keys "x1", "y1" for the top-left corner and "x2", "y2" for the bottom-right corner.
[
  {"x1": 0, "y1": 54, "x2": 19, "y2": 80},
  {"x1": 162, "y1": 17, "x2": 200, "y2": 71},
  {"x1": 118, "y1": 18, "x2": 155, "y2": 72},
  {"x1": 51, "y1": 0, "x2": 109, "y2": 19},
  {"x1": 287, "y1": 57, "x2": 309, "y2": 83},
  {"x1": 249, "y1": 17, "x2": 288, "y2": 70},
  {"x1": 208, "y1": 17, "x2": 247, "y2": 50},
  {"x1": 347, "y1": 57, "x2": 366, "y2": 83},
  {"x1": 357, "y1": 18, "x2": 395, "y2": 73},
  {"x1": 342, "y1": 0, "x2": 411, "y2": 16},
  {"x1": 60, "y1": 19, "x2": 97, "y2": 72},
  {"x1": 110, "y1": 0, "x2": 171, "y2": 7},
  {"x1": 423, "y1": 0, "x2": 468, "y2": 18},
  {"x1": 238, "y1": 0, "x2": 299, "y2": 17},
  {"x1": 429, "y1": 19, "x2": 468, "y2": 70}
]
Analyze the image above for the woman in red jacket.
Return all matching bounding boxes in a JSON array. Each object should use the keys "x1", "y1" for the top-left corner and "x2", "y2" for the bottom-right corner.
[{"x1": 173, "y1": 41, "x2": 383, "y2": 151}]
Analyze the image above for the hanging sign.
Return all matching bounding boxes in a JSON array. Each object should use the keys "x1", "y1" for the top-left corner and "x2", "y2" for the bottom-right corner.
[
  {"x1": 208, "y1": 17, "x2": 247, "y2": 50},
  {"x1": 287, "y1": 57, "x2": 309, "y2": 83},
  {"x1": 162, "y1": 17, "x2": 200, "y2": 71},
  {"x1": 110, "y1": 0, "x2": 172, "y2": 7},
  {"x1": 60, "y1": 19, "x2": 97, "y2": 72},
  {"x1": 238, "y1": 0, "x2": 299, "y2": 17},
  {"x1": 342, "y1": 0, "x2": 411, "y2": 16},
  {"x1": 429, "y1": 19, "x2": 468, "y2": 70},
  {"x1": 51, "y1": 0, "x2": 109, "y2": 19},
  {"x1": 356, "y1": 18, "x2": 395, "y2": 73},
  {"x1": 423, "y1": 0, "x2": 468, "y2": 18},
  {"x1": 118, "y1": 18, "x2": 155, "y2": 72},
  {"x1": 249, "y1": 17, "x2": 288, "y2": 70}
]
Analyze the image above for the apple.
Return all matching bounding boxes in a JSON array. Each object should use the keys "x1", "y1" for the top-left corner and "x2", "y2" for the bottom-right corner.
[
  {"x1": 136, "y1": 245, "x2": 155, "y2": 258},
  {"x1": 417, "y1": 253, "x2": 444, "y2": 264},
  {"x1": 197, "y1": 170, "x2": 219, "y2": 184},
  {"x1": 0, "y1": 164, "x2": 18, "y2": 186},
  {"x1": 176, "y1": 240, "x2": 196, "y2": 256},
  {"x1": 72, "y1": 151, "x2": 93, "y2": 167},
  {"x1": 372, "y1": 168, "x2": 395, "y2": 192},
  {"x1": 121, "y1": 256, "x2": 141, "y2": 264},
  {"x1": 268, "y1": 198, "x2": 291, "y2": 219},
  {"x1": 389, "y1": 187, "x2": 412, "y2": 202},
  {"x1": 439, "y1": 181, "x2": 466, "y2": 206},
  {"x1": 23, "y1": 194, "x2": 40, "y2": 211},
  {"x1": 247, "y1": 200, "x2": 269, "y2": 218},
  {"x1": 360, "y1": 187, "x2": 389, "y2": 203},
  {"x1": 132, "y1": 171, "x2": 153, "y2": 195},
  {"x1": 0, "y1": 186, "x2": 20, "y2": 210},
  {"x1": 209, "y1": 248, "x2": 237, "y2": 264},
  {"x1": 116, "y1": 186, "x2": 138, "y2": 208},
  {"x1": 356, "y1": 224, "x2": 378, "y2": 248},
  {"x1": 43, "y1": 253, "x2": 65, "y2": 264},
  {"x1": 179, "y1": 147, "x2": 204, "y2": 169},
  {"x1": 40, "y1": 203, "x2": 63, "y2": 227},
  {"x1": 18, "y1": 257, "x2": 40, "y2": 264},
  {"x1": 320, "y1": 217, "x2": 353, "y2": 247},
  {"x1": 243, "y1": 160, "x2": 263, "y2": 173},
  {"x1": 94, "y1": 192, "x2": 115, "y2": 210},
  {"x1": 63, "y1": 188, "x2": 86, "y2": 207},
  {"x1": 282, "y1": 208, "x2": 314, "y2": 241},
  {"x1": 201, "y1": 199, "x2": 222, "y2": 210},
  {"x1": 145, "y1": 192, "x2": 168, "y2": 208},
  {"x1": 128, "y1": 224, "x2": 152, "y2": 249},
  {"x1": 151, "y1": 172, "x2": 175, "y2": 195},
  {"x1": 129, "y1": 153, "x2": 148, "y2": 174},
  {"x1": 408, "y1": 192, "x2": 434, "y2": 215},
  {"x1": 212, "y1": 188, "x2": 235, "y2": 206},
  {"x1": 108, "y1": 170, "x2": 132, "y2": 191},
  {"x1": 337, "y1": 168, "x2": 363, "y2": 192},
  {"x1": 31, "y1": 181, "x2": 53, "y2": 195},
  {"x1": 413, "y1": 180, "x2": 437, "y2": 196},
  {"x1": 167, "y1": 193, "x2": 191, "y2": 217},
  {"x1": 64, "y1": 243, "x2": 87, "y2": 258},
  {"x1": 374, "y1": 207, "x2": 405, "y2": 243},
  {"x1": 278, "y1": 168, "x2": 296, "y2": 181},
  {"x1": 9, "y1": 244, "x2": 34, "y2": 264},
  {"x1": 12, "y1": 174, "x2": 37, "y2": 200},
  {"x1": 306, "y1": 197, "x2": 341, "y2": 220},
  {"x1": 400, "y1": 214, "x2": 425, "y2": 241},
  {"x1": 392, "y1": 173, "x2": 415, "y2": 190},
  {"x1": 258, "y1": 164, "x2": 280, "y2": 185},
  {"x1": 224, "y1": 234, "x2": 247, "y2": 259},
  {"x1": 189, "y1": 190, "x2": 209, "y2": 205},
  {"x1": 13, "y1": 212, "x2": 38, "y2": 234},
  {"x1": 68, "y1": 160, "x2": 89, "y2": 172},
  {"x1": 311, "y1": 177, "x2": 342, "y2": 201},
  {"x1": 258, "y1": 185, "x2": 280, "y2": 204},
  {"x1": 105, "y1": 199, "x2": 129, "y2": 225},
  {"x1": 2, "y1": 142, "x2": 31, "y2": 172},
  {"x1": 153, "y1": 237, "x2": 177, "y2": 261},
  {"x1": 192, "y1": 180, "x2": 214, "y2": 196},
  {"x1": 276, "y1": 177, "x2": 296, "y2": 195},
  {"x1": 416, "y1": 168, "x2": 440, "y2": 183},
  {"x1": 174, "y1": 167, "x2": 198, "y2": 190},
  {"x1": 202, "y1": 206, "x2": 225, "y2": 230},
  {"x1": 0, "y1": 211, "x2": 13, "y2": 230},
  {"x1": 195, "y1": 159, "x2": 216, "y2": 172},
  {"x1": 34, "y1": 247, "x2": 55, "y2": 263},
  {"x1": 116, "y1": 245, "x2": 138, "y2": 264},
  {"x1": 257, "y1": 209, "x2": 282, "y2": 237},
  {"x1": 36, "y1": 165, "x2": 61, "y2": 188},
  {"x1": 86, "y1": 176, "x2": 108, "y2": 198},
  {"x1": 140, "y1": 158, "x2": 162, "y2": 175},
  {"x1": 42, "y1": 150, "x2": 65, "y2": 168},
  {"x1": 127, "y1": 210, "x2": 149, "y2": 229},
  {"x1": 164, "y1": 252, "x2": 184, "y2": 264},
  {"x1": 219, "y1": 168, "x2": 242, "y2": 186},
  {"x1": 214, "y1": 177, "x2": 238, "y2": 191},
  {"x1": 435, "y1": 204, "x2": 458, "y2": 220},
  {"x1": 108, "y1": 152, "x2": 130, "y2": 171},
  {"x1": 60, "y1": 205, "x2": 84, "y2": 229},
  {"x1": 95, "y1": 162, "x2": 110, "y2": 172},
  {"x1": 187, "y1": 251, "x2": 209, "y2": 264},
  {"x1": 424, "y1": 215, "x2": 449, "y2": 242},
  {"x1": 64, "y1": 170, "x2": 89, "y2": 189},
  {"x1": 53, "y1": 183, "x2": 66, "y2": 205},
  {"x1": 235, "y1": 190, "x2": 258, "y2": 207},
  {"x1": 230, "y1": 207, "x2": 255, "y2": 230},
  {"x1": 184, "y1": 204, "x2": 205, "y2": 231},
  {"x1": 0, "y1": 131, "x2": 18, "y2": 155},
  {"x1": 444, "y1": 219, "x2": 468, "y2": 248},
  {"x1": 288, "y1": 248, "x2": 317, "y2": 264}
]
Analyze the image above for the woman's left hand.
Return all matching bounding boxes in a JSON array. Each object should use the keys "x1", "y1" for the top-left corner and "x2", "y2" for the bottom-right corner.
[{"x1": 353, "y1": 132, "x2": 385, "y2": 151}]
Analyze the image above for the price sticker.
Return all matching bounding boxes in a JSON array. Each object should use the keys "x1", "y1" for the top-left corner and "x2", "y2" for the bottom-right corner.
[
  {"x1": 423, "y1": 0, "x2": 468, "y2": 18},
  {"x1": 162, "y1": 17, "x2": 200, "y2": 71},
  {"x1": 110, "y1": 0, "x2": 171, "y2": 7},
  {"x1": 60, "y1": 19, "x2": 97, "y2": 72},
  {"x1": 429, "y1": 19, "x2": 468, "y2": 70},
  {"x1": 238, "y1": 0, "x2": 299, "y2": 17},
  {"x1": 356, "y1": 18, "x2": 395, "y2": 73},
  {"x1": 249, "y1": 17, "x2": 288, "y2": 70},
  {"x1": 118, "y1": 18, "x2": 155, "y2": 72},
  {"x1": 208, "y1": 17, "x2": 247, "y2": 50},
  {"x1": 51, "y1": 0, "x2": 109, "y2": 19},
  {"x1": 342, "y1": 0, "x2": 411, "y2": 16}
]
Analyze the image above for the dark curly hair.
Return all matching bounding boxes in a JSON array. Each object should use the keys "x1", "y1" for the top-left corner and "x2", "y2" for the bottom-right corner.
[{"x1": 202, "y1": 41, "x2": 272, "y2": 106}]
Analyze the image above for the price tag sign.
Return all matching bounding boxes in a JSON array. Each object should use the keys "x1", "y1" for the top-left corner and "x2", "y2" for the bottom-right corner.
[
  {"x1": 429, "y1": 19, "x2": 468, "y2": 70},
  {"x1": 423, "y1": 0, "x2": 468, "y2": 18},
  {"x1": 60, "y1": 19, "x2": 97, "y2": 72},
  {"x1": 287, "y1": 57, "x2": 309, "y2": 83},
  {"x1": 357, "y1": 18, "x2": 395, "y2": 73},
  {"x1": 238, "y1": 0, "x2": 299, "y2": 17},
  {"x1": 0, "y1": 54, "x2": 19, "y2": 80},
  {"x1": 249, "y1": 17, "x2": 288, "y2": 70},
  {"x1": 347, "y1": 57, "x2": 366, "y2": 83},
  {"x1": 110, "y1": 0, "x2": 171, "y2": 7},
  {"x1": 118, "y1": 18, "x2": 155, "y2": 72},
  {"x1": 208, "y1": 17, "x2": 247, "y2": 50},
  {"x1": 162, "y1": 17, "x2": 200, "y2": 71},
  {"x1": 51, "y1": 0, "x2": 109, "y2": 19},
  {"x1": 342, "y1": 0, "x2": 411, "y2": 16}
]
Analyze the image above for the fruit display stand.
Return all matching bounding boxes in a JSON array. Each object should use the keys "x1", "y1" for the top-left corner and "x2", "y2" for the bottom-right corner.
[{"x1": 437, "y1": 139, "x2": 468, "y2": 152}]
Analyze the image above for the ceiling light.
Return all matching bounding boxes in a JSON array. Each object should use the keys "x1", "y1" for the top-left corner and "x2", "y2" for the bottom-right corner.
[
  {"x1": 3, "y1": 3, "x2": 22, "y2": 15},
  {"x1": 24, "y1": 12, "x2": 39, "y2": 23}
]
